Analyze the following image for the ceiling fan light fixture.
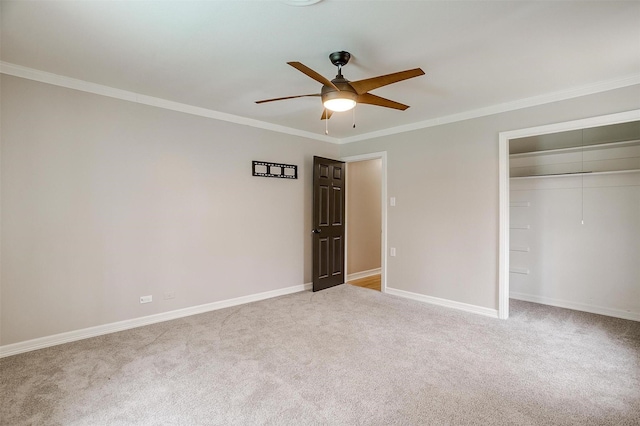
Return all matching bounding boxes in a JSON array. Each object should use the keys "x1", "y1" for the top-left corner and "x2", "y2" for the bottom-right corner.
[
  {"x1": 323, "y1": 98, "x2": 356, "y2": 112},
  {"x1": 322, "y1": 89, "x2": 357, "y2": 112}
]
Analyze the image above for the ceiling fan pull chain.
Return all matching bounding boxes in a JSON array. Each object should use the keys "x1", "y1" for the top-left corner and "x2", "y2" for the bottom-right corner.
[
  {"x1": 353, "y1": 106, "x2": 356, "y2": 128},
  {"x1": 325, "y1": 109, "x2": 329, "y2": 135}
]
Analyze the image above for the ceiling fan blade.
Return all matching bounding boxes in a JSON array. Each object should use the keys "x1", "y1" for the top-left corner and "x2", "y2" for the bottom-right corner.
[
  {"x1": 288, "y1": 62, "x2": 340, "y2": 91},
  {"x1": 255, "y1": 93, "x2": 320, "y2": 104},
  {"x1": 356, "y1": 93, "x2": 409, "y2": 111},
  {"x1": 321, "y1": 109, "x2": 333, "y2": 120},
  {"x1": 349, "y1": 68, "x2": 425, "y2": 95}
]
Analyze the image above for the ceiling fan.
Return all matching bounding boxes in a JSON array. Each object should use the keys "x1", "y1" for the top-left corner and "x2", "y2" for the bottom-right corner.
[{"x1": 256, "y1": 51, "x2": 425, "y2": 120}]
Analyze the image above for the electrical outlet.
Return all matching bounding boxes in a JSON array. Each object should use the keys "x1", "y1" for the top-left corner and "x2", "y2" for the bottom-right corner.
[
  {"x1": 140, "y1": 295, "x2": 152, "y2": 304},
  {"x1": 164, "y1": 291, "x2": 175, "y2": 300}
]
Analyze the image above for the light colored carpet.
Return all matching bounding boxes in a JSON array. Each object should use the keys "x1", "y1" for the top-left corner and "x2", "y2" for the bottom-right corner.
[{"x1": 1, "y1": 285, "x2": 639, "y2": 425}]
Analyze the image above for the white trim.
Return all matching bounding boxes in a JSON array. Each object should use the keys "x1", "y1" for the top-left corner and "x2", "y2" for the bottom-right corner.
[
  {"x1": 0, "y1": 61, "x2": 336, "y2": 144},
  {"x1": 341, "y1": 152, "x2": 388, "y2": 293},
  {"x1": 500, "y1": 110, "x2": 640, "y2": 141},
  {"x1": 341, "y1": 75, "x2": 640, "y2": 144},
  {"x1": 346, "y1": 268, "x2": 381, "y2": 282},
  {"x1": 0, "y1": 283, "x2": 311, "y2": 358},
  {"x1": 498, "y1": 109, "x2": 640, "y2": 321},
  {"x1": 509, "y1": 139, "x2": 640, "y2": 158},
  {"x1": 510, "y1": 292, "x2": 640, "y2": 322},
  {"x1": 511, "y1": 168, "x2": 640, "y2": 181},
  {"x1": 386, "y1": 287, "x2": 499, "y2": 319},
  {"x1": 498, "y1": 125, "x2": 510, "y2": 319},
  {"x1": 2, "y1": 61, "x2": 638, "y2": 146}
]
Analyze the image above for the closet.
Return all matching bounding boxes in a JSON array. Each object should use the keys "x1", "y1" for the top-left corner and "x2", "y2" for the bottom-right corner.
[{"x1": 509, "y1": 121, "x2": 640, "y2": 320}]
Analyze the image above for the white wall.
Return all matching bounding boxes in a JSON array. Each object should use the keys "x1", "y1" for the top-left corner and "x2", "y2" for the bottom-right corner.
[
  {"x1": 0, "y1": 75, "x2": 338, "y2": 346},
  {"x1": 340, "y1": 85, "x2": 640, "y2": 312},
  {"x1": 346, "y1": 159, "x2": 382, "y2": 276},
  {"x1": 510, "y1": 171, "x2": 640, "y2": 319}
]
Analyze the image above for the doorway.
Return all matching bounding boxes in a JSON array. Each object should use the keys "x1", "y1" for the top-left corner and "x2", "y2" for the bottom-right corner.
[
  {"x1": 342, "y1": 152, "x2": 387, "y2": 293},
  {"x1": 498, "y1": 110, "x2": 640, "y2": 320}
]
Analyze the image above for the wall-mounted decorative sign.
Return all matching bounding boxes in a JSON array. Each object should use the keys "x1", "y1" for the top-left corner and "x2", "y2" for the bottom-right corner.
[{"x1": 252, "y1": 161, "x2": 298, "y2": 179}]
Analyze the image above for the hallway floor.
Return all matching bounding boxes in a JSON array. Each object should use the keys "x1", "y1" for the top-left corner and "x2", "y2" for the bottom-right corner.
[{"x1": 347, "y1": 274, "x2": 381, "y2": 292}]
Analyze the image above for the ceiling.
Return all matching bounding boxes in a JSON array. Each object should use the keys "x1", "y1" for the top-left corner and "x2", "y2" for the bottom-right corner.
[{"x1": 2, "y1": 1, "x2": 639, "y2": 142}]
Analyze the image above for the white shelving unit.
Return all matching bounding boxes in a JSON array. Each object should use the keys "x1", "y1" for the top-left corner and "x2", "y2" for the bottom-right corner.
[{"x1": 509, "y1": 139, "x2": 640, "y2": 178}]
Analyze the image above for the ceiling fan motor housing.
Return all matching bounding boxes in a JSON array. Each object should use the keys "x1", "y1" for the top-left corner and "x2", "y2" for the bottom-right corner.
[{"x1": 321, "y1": 78, "x2": 358, "y2": 106}]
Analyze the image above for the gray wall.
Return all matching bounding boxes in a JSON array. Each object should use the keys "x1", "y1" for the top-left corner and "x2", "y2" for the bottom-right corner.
[
  {"x1": 340, "y1": 85, "x2": 640, "y2": 311},
  {"x1": 0, "y1": 75, "x2": 338, "y2": 345},
  {"x1": 2, "y1": 73, "x2": 638, "y2": 347}
]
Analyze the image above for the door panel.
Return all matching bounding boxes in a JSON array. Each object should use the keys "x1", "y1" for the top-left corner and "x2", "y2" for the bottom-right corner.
[
  {"x1": 319, "y1": 185, "x2": 330, "y2": 226},
  {"x1": 331, "y1": 236, "x2": 342, "y2": 275},
  {"x1": 319, "y1": 237, "x2": 329, "y2": 278},
  {"x1": 332, "y1": 187, "x2": 343, "y2": 225},
  {"x1": 313, "y1": 156, "x2": 346, "y2": 291}
]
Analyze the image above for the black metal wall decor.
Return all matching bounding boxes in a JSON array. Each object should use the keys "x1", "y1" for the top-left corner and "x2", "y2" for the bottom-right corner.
[{"x1": 252, "y1": 161, "x2": 298, "y2": 179}]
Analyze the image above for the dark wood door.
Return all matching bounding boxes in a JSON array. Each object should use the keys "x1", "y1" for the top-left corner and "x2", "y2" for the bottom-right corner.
[{"x1": 312, "y1": 156, "x2": 346, "y2": 292}]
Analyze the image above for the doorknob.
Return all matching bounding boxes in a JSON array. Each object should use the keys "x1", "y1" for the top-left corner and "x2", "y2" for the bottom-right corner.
[{"x1": 312, "y1": 229, "x2": 322, "y2": 234}]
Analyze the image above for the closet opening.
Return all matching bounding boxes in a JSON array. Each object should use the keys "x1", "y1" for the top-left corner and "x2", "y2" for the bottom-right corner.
[{"x1": 498, "y1": 111, "x2": 640, "y2": 320}]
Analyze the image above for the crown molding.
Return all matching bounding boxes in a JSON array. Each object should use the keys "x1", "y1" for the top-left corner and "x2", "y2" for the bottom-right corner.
[
  {"x1": 339, "y1": 74, "x2": 640, "y2": 144},
  {"x1": 2, "y1": 61, "x2": 638, "y2": 146},
  {"x1": 0, "y1": 61, "x2": 338, "y2": 144}
]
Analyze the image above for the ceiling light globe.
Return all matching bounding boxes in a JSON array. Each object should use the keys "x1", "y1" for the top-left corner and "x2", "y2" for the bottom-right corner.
[{"x1": 323, "y1": 98, "x2": 356, "y2": 112}]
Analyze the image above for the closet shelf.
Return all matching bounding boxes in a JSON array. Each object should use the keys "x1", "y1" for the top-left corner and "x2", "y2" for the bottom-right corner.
[
  {"x1": 509, "y1": 139, "x2": 640, "y2": 158},
  {"x1": 510, "y1": 168, "x2": 640, "y2": 180}
]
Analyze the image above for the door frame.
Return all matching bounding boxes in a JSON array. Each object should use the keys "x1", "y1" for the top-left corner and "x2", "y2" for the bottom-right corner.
[
  {"x1": 341, "y1": 152, "x2": 388, "y2": 292},
  {"x1": 497, "y1": 109, "x2": 640, "y2": 319}
]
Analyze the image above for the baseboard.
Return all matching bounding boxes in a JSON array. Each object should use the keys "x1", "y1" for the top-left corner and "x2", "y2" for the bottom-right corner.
[
  {"x1": 386, "y1": 287, "x2": 499, "y2": 319},
  {"x1": 510, "y1": 292, "x2": 640, "y2": 322},
  {"x1": 346, "y1": 268, "x2": 381, "y2": 282},
  {"x1": 0, "y1": 282, "x2": 312, "y2": 358}
]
